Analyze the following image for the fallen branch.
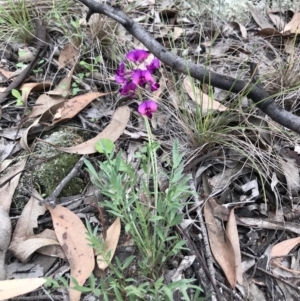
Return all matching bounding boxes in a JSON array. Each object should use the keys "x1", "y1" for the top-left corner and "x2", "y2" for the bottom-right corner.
[{"x1": 77, "y1": 0, "x2": 300, "y2": 134}]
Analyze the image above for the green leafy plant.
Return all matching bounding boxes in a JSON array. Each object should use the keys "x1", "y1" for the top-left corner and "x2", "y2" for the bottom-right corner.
[
  {"x1": 71, "y1": 73, "x2": 84, "y2": 95},
  {"x1": 0, "y1": 0, "x2": 34, "y2": 43},
  {"x1": 84, "y1": 138, "x2": 204, "y2": 300},
  {"x1": 79, "y1": 55, "x2": 102, "y2": 76},
  {"x1": 11, "y1": 89, "x2": 23, "y2": 106}
]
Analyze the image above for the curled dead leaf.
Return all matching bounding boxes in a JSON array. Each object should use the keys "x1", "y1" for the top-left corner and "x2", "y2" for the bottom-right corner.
[
  {"x1": 204, "y1": 198, "x2": 236, "y2": 288},
  {"x1": 56, "y1": 106, "x2": 130, "y2": 154},
  {"x1": 97, "y1": 218, "x2": 121, "y2": 270},
  {"x1": 0, "y1": 158, "x2": 27, "y2": 212},
  {"x1": 0, "y1": 278, "x2": 46, "y2": 299},
  {"x1": 40, "y1": 92, "x2": 110, "y2": 125},
  {"x1": 183, "y1": 77, "x2": 227, "y2": 114},
  {"x1": 226, "y1": 208, "x2": 243, "y2": 285},
  {"x1": 46, "y1": 204, "x2": 94, "y2": 301},
  {"x1": 0, "y1": 207, "x2": 11, "y2": 280},
  {"x1": 9, "y1": 189, "x2": 60, "y2": 263}
]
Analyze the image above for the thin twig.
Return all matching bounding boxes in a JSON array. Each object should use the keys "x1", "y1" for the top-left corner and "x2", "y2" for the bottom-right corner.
[
  {"x1": 188, "y1": 177, "x2": 219, "y2": 301},
  {"x1": 257, "y1": 267, "x2": 300, "y2": 293},
  {"x1": 216, "y1": 280, "x2": 244, "y2": 301}
]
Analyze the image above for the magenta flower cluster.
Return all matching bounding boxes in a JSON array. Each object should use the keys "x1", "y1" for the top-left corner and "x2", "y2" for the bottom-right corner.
[{"x1": 115, "y1": 49, "x2": 160, "y2": 118}]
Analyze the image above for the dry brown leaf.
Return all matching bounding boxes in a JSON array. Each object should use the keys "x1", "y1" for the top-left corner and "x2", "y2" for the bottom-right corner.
[
  {"x1": 0, "y1": 68, "x2": 15, "y2": 79},
  {"x1": 183, "y1": 77, "x2": 227, "y2": 114},
  {"x1": 9, "y1": 189, "x2": 60, "y2": 263},
  {"x1": 279, "y1": 150, "x2": 300, "y2": 194},
  {"x1": 20, "y1": 81, "x2": 51, "y2": 105},
  {"x1": 173, "y1": 27, "x2": 184, "y2": 41},
  {"x1": 56, "y1": 105, "x2": 130, "y2": 154},
  {"x1": 204, "y1": 198, "x2": 236, "y2": 288},
  {"x1": 40, "y1": 92, "x2": 110, "y2": 125},
  {"x1": 267, "y1": 10, "x2": 285, "y2": 30},
  {"x1": 255, "y1": 28, "x2": 282, "y2": 38},
  {"x1": 0, "y1": 278, "x2": 46, "y2": 299},
  {"x1": 35, "y1": 229, "x2": 64, "y2": 257},
  {"x1": 226, "y1": 208, "x2": 243, "y2": 285},
  {"x1": 227, "y1": 22, "x2": 247, "y2": 39},
  {"x1": 58, "y1": 41, "x2": 80, "y2": 69},
  {"x1": 46, "y1": 204, "x2": 94, "y2": 301},
  {"x1": 28, "y1": 94, "x2": 66, "y2": 118},
  {"x1": 283, "y1": 12, "x2": 300, "y2": 33},
  {"x1": 20, "y1": 117, "x2": 41, "y2": 151},
  {"x1": 248, "y1": 3, "x2": 273, "y2": 29},
  {"x1": 47, "y1": 63, "x2": 77, "y2": 96},
  {"x1": 0, "y1": 159, "x2": 13, "y2": 172},
  {"x1": 0, "y1": 207, "x2": 12, "y2": 280},
  {"x1": 35, "y1": 229, "x2": 66, "y2": 259},
  {"x1": 97, "y1": 218, "x2": 121, "y2": 270},
  {"x1": 28, "y1": 63, "x2": 76, "y2": 118},
  {"x1": 271, "y1": 237, "x2": 300, "y2": 265},
  {"x1": 0, "y1": 158, "x2": 27, "y2": 213},
  {"x1": 284, "y1": 37, "x2": 295, "y2": 54}
]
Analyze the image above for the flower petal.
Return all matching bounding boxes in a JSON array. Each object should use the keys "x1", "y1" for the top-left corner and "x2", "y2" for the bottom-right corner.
[
  {"x1": 132, "y1": 69, "x2": 142, "y2": 85},
  {"x1": 144, "y1": 100, "x2": 158, "y2": 112},
  {"x1": 138, "y1": 101, "x2": 148, "y2": 115},
  {"x1": 127, "y1": 49, "x2": 149, "y2": 62},
  {"x1": 146, "y1": 58, "x2": 160, "y2": 73},
  {"x1": 142, "y1": 70, "x2": 155, "y2": 83},
  {"x1": 150, "y1": 82, "x2": 160, "y2": 91},
  {"x1": 120, "y1": 82, "x2": 137, "y2": 97},
  {"x1": 115, "y1": 74, "x2": 126, "y2": 84},
  {"x1": 115, "y1": 62, "x2": 127, "y2": 83},
  {"x1": 138, "y1": 100, "x2": 158, "y2": 115}
]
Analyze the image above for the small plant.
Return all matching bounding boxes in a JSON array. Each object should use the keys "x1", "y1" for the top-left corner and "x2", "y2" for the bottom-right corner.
[
  {"x1": 71, "y1": 73, "x2": 84, "y2": 95},
  {"x1": 33, "y1": 59, "x2": 45, "y2": 76},
  {"x1": 82, "y1": 49, "x2": 204, "y2": 300},
  {"x1": 0, "y1": 0, "x2": 34, "y2": 43},
  {"x1": 79, "y1": 55, "x2": 102, "y2": 76},
  {"x1": 84, "y1": 139, "x2": 204, "y2": 300},
  {"x1": 11, "y1": 89, "x2": 23, "y2": 106}
]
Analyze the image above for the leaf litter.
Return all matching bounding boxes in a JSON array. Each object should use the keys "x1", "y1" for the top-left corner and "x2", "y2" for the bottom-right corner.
[{"x1": 1, "y1": 1, "x2": 300, "y2": 300}]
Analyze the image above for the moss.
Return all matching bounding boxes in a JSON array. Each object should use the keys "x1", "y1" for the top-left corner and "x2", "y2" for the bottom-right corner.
[
  {"x1": 32, "y1": 124, "x2": 88, "y2": 197},
  {"x1": 13, "y1": 123, "x2": 90, "y2": 208},
  {"x1": 34, "y1": 153, "x2": 83, "y2": 197}
]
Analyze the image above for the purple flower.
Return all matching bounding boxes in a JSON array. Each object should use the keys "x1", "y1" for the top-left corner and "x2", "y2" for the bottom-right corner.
[
  {"x1": 126, "y1": 49, "x2": 149, "y2": 63},
  {"x1": 132, "y1": 69, "x2": 159, "y2": 91},
  {"x1": 138, "y1": 100, "x2": 158, "y2": 119},
  {"x1": 132, "y1": 69, "x2": 153, "y2": 87},
  {"x1": 150, "y1": 81, "x2": 160, "y2": 91},
  {"x1": 120, "y1": 82, "x2": 137, "y2": 98},
  {"x1": 115, "y1": 62, "x2": 126, "y2": 84},
  {"x1": 146, "y1": 58, "x2": 160, "y2": 73}
]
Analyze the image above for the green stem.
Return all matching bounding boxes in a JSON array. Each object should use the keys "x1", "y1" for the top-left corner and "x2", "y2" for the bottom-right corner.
[{"x1": 144, "y1": 117, "x2": 159, "y2": 261}]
